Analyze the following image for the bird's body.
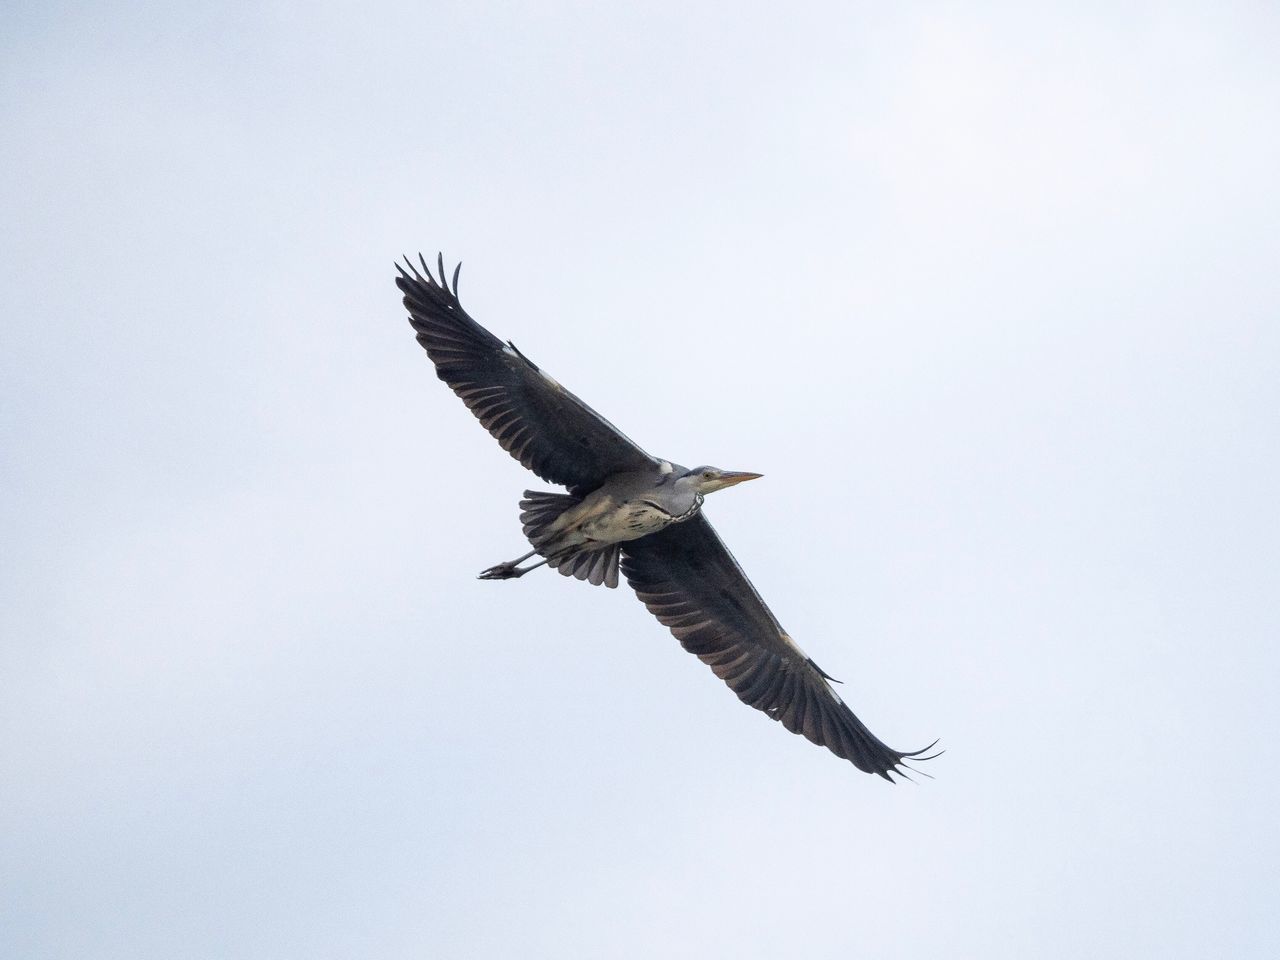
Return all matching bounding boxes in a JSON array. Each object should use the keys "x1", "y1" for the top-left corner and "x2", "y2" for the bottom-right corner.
[
  {"x1": 492, "y1": 461, "x2": 756, "y2": 588},
  {"x1": 396, "y1": 253, "x2": 937, "y2": 781},
  {"x1": 545, "y1": 462, "x2": 704, "y2": 548}
]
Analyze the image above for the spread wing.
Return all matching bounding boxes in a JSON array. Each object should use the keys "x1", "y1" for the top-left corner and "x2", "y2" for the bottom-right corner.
[
  {"x1": 621, "y1": 514, "x2": 937, "y2": 780},
  {"x1": 396, "y1": 254, "x2": 656, "y2": 493}
]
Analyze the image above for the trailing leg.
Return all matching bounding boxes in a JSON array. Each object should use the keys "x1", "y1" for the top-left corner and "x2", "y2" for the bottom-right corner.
[{"x1": 478, "y1": 550, "x2": 547, "y2": 581}]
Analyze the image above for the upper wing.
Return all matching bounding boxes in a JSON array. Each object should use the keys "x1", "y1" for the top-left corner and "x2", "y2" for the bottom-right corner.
[
  {"x1": 621, "y1": 514, "x2": 937, "y2": 780},
  {"x1": 396, "y1": 254, "x2": 657, "y2": 493}
]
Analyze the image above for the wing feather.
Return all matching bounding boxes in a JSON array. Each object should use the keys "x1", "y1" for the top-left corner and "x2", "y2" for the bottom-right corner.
[
  {"x1": 396, "y1": 255, "x2": 655, "y2": 492},
  {"x1": 621, "y1": 515, "x2": 937, "y2": 780}
]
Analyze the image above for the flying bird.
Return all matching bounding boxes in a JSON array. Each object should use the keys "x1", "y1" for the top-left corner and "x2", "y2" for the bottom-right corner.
[{"x1": 395, "y1": 254, "x2": 937, "y2": 780}]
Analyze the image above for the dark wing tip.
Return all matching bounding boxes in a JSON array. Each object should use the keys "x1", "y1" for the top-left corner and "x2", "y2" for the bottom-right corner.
[
  {"x1": 394, "y1": 256, "x2": 415, "y2": 283},
  {"x1": 905, "y1": 738, "x2": 944, "y2": 762},
  {"x1": 879, "y1": 739, "x2": 942, "y2": 783},
  {"x1": 396, "y1": 252, "x2": 465, "y2": 310}
]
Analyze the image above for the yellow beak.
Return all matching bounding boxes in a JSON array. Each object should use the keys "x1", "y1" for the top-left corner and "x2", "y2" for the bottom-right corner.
[{"x1": 717, "y1": 471, "x2": 763, "y2": 488}]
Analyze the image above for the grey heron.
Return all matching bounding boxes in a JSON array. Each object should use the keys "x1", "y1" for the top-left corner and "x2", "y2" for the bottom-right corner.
[{"x1": 396, "y1": 254, "x2": 938, "y2": 781}]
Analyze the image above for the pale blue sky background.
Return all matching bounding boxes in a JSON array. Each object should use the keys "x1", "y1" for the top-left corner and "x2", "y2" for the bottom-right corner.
[{"x1": 3, "y1": 2, "x2": 1278, "y2": 958}]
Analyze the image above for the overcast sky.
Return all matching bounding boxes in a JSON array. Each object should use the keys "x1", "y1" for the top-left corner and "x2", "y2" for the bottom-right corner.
[{"x1": 3, "y1": 2, "x2": 1278, "y2": 958}]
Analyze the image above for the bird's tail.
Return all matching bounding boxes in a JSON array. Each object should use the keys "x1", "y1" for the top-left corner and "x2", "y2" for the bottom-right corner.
[
  {"x1": 519, "y1": 491, "x2": 621, "y2": 589},
  {"x1": 553, "y1": 543, "x2": 621, "y2": 589},
  {"x1": 519, "y1": 491, "x2": 581, "y2": 548}
]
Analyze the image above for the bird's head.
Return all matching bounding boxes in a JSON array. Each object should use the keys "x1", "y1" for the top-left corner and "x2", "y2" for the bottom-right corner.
[{"x1": 680, "y1": 465, "x2": 764, "y2": 495}]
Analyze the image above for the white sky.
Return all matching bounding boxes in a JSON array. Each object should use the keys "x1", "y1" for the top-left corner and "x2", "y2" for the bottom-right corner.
[{"x1": 2, "y1": 2, "x2": 1278, "y2": 958}]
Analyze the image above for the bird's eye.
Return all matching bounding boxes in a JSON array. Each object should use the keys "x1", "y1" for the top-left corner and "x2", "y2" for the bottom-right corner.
[{"x1": 703, "y1": 471, "x2": 714, "y2": 479}]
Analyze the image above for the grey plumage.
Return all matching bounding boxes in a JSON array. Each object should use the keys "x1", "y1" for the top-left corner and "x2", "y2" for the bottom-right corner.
[
  {"x1": 519, "y1": 491, "x2": 622, "y2": 588},
  {"x1": 396, "y1": 254, "x2": 938, "y2": 781}
]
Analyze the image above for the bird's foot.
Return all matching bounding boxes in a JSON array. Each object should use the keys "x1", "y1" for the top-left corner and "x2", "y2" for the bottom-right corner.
[{"x1": 478, "y1": 561, "x2": 526, "y2": 580}]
